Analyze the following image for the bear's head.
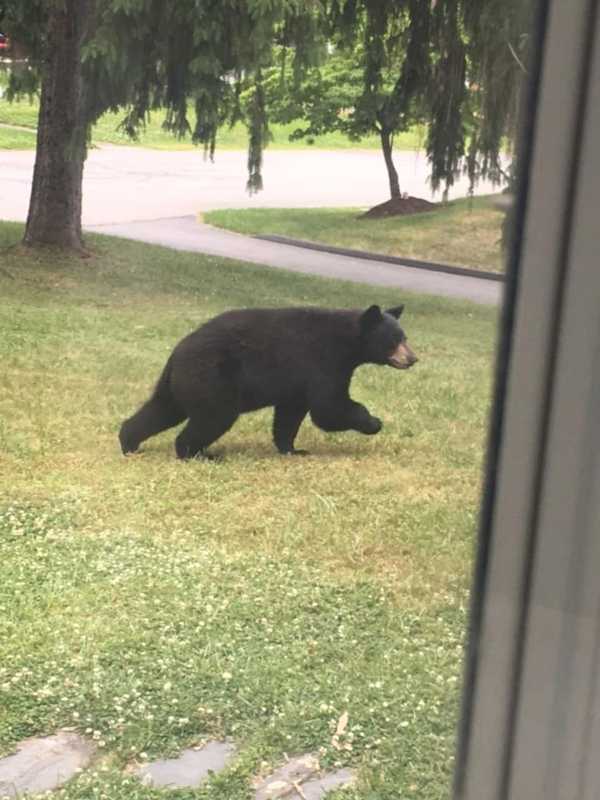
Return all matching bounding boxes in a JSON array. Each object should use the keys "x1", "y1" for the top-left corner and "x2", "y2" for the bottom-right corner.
[{"x1": 359, "y1": 304, "x2": 418, "y2": 369}]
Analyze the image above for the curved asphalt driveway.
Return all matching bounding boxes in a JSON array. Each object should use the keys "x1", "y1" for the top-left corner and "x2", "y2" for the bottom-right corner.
[
  {"x1": 1, "y1": 145, "x2": 502, "y2": 305},
  {"x1": 89, "y1": 216, "x2": 501, "y2": 305}
]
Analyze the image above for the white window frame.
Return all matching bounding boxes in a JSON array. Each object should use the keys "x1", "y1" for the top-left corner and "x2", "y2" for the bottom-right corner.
[{"x1": 454, "y1": 0, "x2": 600, "y2": 798}]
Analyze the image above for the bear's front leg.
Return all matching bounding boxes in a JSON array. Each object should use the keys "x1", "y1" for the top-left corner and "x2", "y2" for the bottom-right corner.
[
  {"x1": 310, "y1": 398, "x2": 382, "y2": 435},
  {"x1": 350, "y1": 403, "x2": 382, "y2": 435},
  {"x1": 273, "y1": 403, "x2": 309, "y2": 454}
]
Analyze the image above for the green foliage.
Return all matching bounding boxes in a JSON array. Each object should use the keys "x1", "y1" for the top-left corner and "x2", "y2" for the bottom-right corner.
[
  {"x1": 0, "y1": 79, "x2": 426, "y2": 151},
  {"x1": 245, "y1": 73, "x2": 269, "y2": 193},
  {"x1": 427, "y1": 0, "x2": 531, "y2": 194},
  {"x1": 0, "y1": 0, "x2": 532, "y2": 205},
  {"x1": 0, "y1": 0, "x2": 45, "y2": 98},
  {"x1": 0, "y1": 0, "x2": 46, "y2": 57},
  {"x1": 0, "y1": 1, "x2": 328, "y2": 189},
  {"x1": 262, "y1": 1, "x2": 432, "y2": 198},
  {"x1": 262, "y1": 48, "x2": 365, "y2": 142},
  {"x1": 82, "y1": 1, "x2": 328, "y2": 185},
  {"x1": 427, "y1": 0, "x2": 467, "y2": 196},
  {"x1": 262, "y1": 0, "x2": 530, "y2": 199}
]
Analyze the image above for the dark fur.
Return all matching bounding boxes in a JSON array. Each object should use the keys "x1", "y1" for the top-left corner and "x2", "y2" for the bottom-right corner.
[{"x1": 119, "y1": 304, "x2": 417, "y2": 458}]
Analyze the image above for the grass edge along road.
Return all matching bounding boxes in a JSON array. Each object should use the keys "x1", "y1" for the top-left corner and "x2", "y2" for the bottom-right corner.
[
  {"x1": 0, "y1": 122, "x2": 37, "y2": 149},
  {"x1": 0, "y1": 93, "x2": 425, "y2": 151},
  {"x1": 0, "y1": 221, "x2": 497, "y2": 799},
  {"x1": 204, "y1": 196, "x2": 506, "y2": 274}
]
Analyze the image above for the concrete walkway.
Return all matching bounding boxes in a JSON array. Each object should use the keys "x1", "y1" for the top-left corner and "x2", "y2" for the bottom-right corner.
[
  {"x1": 0, "y1": 733, "x2": 351, "y2": 798},
  {"x1": 88, "y1": 216, "x2": 502, "y2": 305}
]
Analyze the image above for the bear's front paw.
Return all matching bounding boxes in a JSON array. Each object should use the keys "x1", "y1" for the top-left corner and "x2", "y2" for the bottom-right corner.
[
  {"x1": 119, "y1": 430, "x2": 140, "y2": 455},
  {"x1": 363, "y1": 416, "x2": 382, "y2": 435}
]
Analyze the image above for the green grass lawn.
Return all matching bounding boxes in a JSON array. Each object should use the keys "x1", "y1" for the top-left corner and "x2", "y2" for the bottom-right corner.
[
  {"x1": 0, "y1": 123, "x2": 37, "y2": 149},
  {"x1": 0, "y1": 221, "x2": 496, "y2": 799},
  {"x1": 0, "y1": 95, "x2": 425, "y2": 151},
  {"x1": 205, "y1": 197, "x2": 506, "y2": 273}
]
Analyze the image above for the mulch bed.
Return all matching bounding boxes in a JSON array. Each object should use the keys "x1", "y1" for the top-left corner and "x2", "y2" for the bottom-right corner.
[{"x1": 359, "y1": 195, "x2": 438, "y2": 219}]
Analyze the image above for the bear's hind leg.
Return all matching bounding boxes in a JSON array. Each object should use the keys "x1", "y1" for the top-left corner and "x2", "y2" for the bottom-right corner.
[
  {"x1": 175, "y1": 407, "x2": 239, "y2": 460},
  {"x1": 273, "y1": 403, "x2": 308, "y2": 454},
  {"x1": 120, "y1": 398, "x2": 186, "y2": 454}
]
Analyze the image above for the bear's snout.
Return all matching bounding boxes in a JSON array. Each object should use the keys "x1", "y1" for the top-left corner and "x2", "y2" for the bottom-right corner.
[{"x1": 388, "y1": 341, "x2": 418, "y2": 369}]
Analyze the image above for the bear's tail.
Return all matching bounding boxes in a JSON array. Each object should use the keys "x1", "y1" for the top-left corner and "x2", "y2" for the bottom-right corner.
[{"x1": 119, "y1": 356, "x2": 186, "y2": 454}]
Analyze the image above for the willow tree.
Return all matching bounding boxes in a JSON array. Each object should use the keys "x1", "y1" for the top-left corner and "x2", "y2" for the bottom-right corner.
[
  {"x1": 426, "y1": 0, "x2": 531, "y2": 197},
  {"x1": 265, "y1": 0, "x2": 530, "y2": 205},
  {"x1": 1, "y1": 0, "x2": 530, "y2": 249},
  {"x1": 0, "y1": 0, "x2": 326, "y2": 250},
  {"x1": 264, "y1": 0, "x2": 431, "y2": 202},
  {"x1": 351, "y1": 0, "x2": 431, "y2": 201},
  {"x1": 332, "y1": 0, "x2": 532, "y2": 197}
]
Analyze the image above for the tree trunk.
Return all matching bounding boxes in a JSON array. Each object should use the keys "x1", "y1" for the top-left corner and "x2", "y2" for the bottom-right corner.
[
  {"x1": 23, "y1": 0, "x2": 93, "y2": 250},
  {"x1": 379, "y1": 127, "x2": 401, "y2": 199}
]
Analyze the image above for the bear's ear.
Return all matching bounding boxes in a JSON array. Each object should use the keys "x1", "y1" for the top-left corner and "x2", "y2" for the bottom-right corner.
[
  {"x1": 360, "y1": 304, "x2": 383, "y2": 332},
  {"x1": 385, "y1": 304, "x2": 405, "y2": 319}
]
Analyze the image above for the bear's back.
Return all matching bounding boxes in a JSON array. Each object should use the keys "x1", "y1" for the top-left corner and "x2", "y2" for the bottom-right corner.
[
  {"x1": 174, "y1": 307, "x2": 359, "y2": 364},
  {"x1": 168, "y1": 307, "x2": 361, "y2": 412}
]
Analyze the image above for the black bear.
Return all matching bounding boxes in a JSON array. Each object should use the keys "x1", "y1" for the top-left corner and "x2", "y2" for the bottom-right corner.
[{"x1": 119, "y1": 304, "x2": 417, "y2": 458}]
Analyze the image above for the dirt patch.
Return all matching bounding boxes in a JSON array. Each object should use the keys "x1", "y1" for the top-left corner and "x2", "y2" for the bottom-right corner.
[{"x1": 359, "y1": 195, "x2": 438, "y2": 219}]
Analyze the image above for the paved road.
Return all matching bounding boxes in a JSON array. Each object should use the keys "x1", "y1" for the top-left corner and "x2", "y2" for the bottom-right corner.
[
  {"x1": 1, "y1": 145, "x2": 503, "y2": 304},
  {"x1": 1, "y1": 144, "x2": 502, "y2": 224},
  {"x1": 89, "y1": 216, "x2": 502, "y2": 305}
]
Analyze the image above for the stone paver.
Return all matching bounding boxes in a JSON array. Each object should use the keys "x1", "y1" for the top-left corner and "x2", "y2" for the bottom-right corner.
[
  {"x1": 254, "y1": 754, "x2": 320, "y2": 799},
  {"x1": 299, "y1": 768, "x2": 354, "y2": 799},
  {"x1": 135, "y1": 740, "x2": 236, "y2": 789},
  {"x1": 0, "y1": 733, "x2": 352, "y2": 799},
  {"x1": 253, "y1": 755, "x2": 353, "y2": 800},
  {"x1": 0, "y1": 732, "x2": 94, "y2": 799}
]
